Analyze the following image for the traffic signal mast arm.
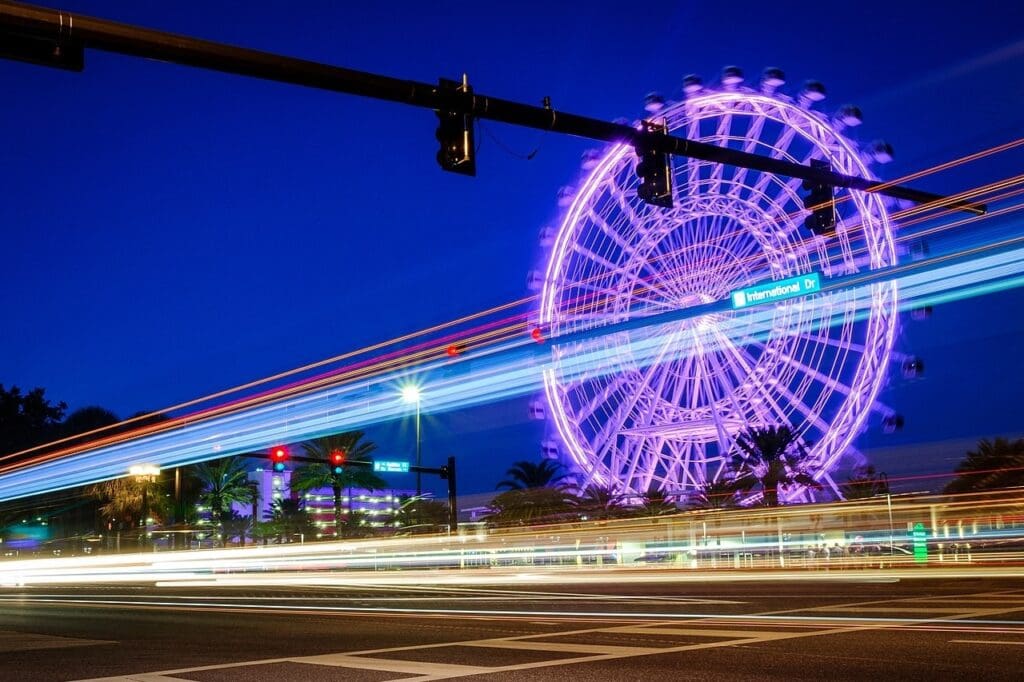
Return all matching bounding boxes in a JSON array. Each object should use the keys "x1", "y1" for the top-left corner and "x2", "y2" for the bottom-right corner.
[{"x1": 0, "y1": 1, "x2": 984, "y2": 216}]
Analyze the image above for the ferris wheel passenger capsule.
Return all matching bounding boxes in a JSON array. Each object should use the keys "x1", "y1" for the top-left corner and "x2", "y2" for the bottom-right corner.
[
  {"x1": 528, "y1": 399, "x2": 547, "y2": 420},
  {"x1": 539, "y1": 225, "x2": 556, "y2": 247},
  {"x1": 526, "y1": 270, "x2": 545, "y2": 291},
  {"x1": 869, "y1": 140, "x2": 894, "y2": 164},
  {"x1": 721, "y1": 66, "x2": 744, "y2": 89},
  {"x1": 834, "y1": 104, "x2": 863, "y2": 130},
  {"x1": 581, "y1": 149, "x2": 601, "y2": 170},
  {"x1": 682, "y1": 74, "x2": 703, "y2": 97},
  {"x1": 557, "y1": 186, "x2": 575, "y2": 207},
  {"x1": 644, "y1": 92, "x2": 666, "y2": 113},
  {"x1": 798, "y1": 80, "x2": 827, "y2": 107},
  {"x1": 760, "y1": 67, "x2": 786, "y2": 94},
  {"x1": 541, "y1": 440, "x2": 560, "y2": 459}
]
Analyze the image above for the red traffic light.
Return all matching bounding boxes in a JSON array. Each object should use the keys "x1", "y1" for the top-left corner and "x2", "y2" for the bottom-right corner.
[
  {"x1": 531, "y1": 327, "x2": 545, "y2": 343},
  {"x1": 270, "y1": 446, "x2": 289, "y2": 472},
  {"x1": 329, "y1": 450, "x2": 346, "y2": 466}
]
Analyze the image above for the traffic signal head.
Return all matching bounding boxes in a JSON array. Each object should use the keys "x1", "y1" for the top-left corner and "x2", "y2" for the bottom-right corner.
[
  {"x1": 330, "y1": 449, "x2": 346, "y2": 475},
  {"x1": 270, "y1": 446, "x2": 288, "y2": 472},
  {"x1": 435, "y1": 76, "x2": 476, "y2": 176},
  {"x1": 635, "y1": 120, "x2": 673, "y2": 208},
  {"x1": 802, "y1": 159, "x2": 836, "y2": 237}
]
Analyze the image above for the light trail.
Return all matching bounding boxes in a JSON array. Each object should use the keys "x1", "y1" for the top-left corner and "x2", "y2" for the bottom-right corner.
[
  {"x1": 1, "y1": 490, "x2": 1021, "y2": 588},
  {"x1": 4, "y1": 139, "x2": 1020, "y2": 468},
  {"x1": 2, "y1": 212, "x2": 1024, "y2": 499}
]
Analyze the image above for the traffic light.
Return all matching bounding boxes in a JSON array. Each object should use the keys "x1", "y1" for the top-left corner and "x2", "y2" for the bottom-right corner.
[
  {"x1": 270, "y1": 446, "x2": 288, "y2": 472},
  {"x1": 329, "y1": 449, "x2": 346, "y2": 475},
  {"x1": 635, "y1": 120, "x2": 673, "y2": 208},
  {"x1": 435, "y1": 76, "x2": 476, "y2": 176},
  {"x1": 802, "y1": 159, "x2": 836, "y2": 236}
]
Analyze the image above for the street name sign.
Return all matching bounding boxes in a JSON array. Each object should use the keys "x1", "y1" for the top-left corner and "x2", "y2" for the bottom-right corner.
[
  {"x1": 731, "y1": 272, "x2": 822, "y2": 310},
  {"x1": 374, "y1": 460, "x2": 410, "y2": 473}
]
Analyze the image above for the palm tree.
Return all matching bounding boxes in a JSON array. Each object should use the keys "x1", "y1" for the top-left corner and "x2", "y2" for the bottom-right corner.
[
  {"x1": 686, "y1": 479, "x2": 740, "y2": 510},
  {"x1": 574, "y1": 484, "x2": 623, "y2": 520},
  {"x1": 192, "y1": 457, "x2": 254, "y2": 543},
  {"x1": 729, "y1": 425, "x2": 817, "y2": 507},
  {"x1": 89, "y1": 475, "x2": 166, "y2": 543},
  {"x1": 945, "y1": 437, "x2": 1024, "y2": 494},
  {"x1": 497, "y1": 459, "x2": 566, "y2": 490},
  {"x1": 635, "y1": 486, "x2": 678, "y2": 516},
  {"x1": 841, "y1": 465, "x2": 890, "y2": 499},
  {"x1": 291, "y1": 432, "x2": 386, "y2": 538},
  {"x1": 267, "y1": 497, "x2": 314, "y2": 542},
  {"x1": 486, "y1": 487, "x2": 577, "y2": 526}
]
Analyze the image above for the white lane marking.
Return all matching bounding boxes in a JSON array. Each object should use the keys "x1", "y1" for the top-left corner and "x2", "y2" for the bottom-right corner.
[{"x1": 948, "y1": 639, "x2": 1024, "y2": 646}]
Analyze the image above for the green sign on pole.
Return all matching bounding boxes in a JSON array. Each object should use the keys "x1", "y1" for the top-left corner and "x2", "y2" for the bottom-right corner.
[
  {"x1": 374, "y1": 460, "x2": 410, "y2": 473},
  {"x1": 912, "y1": 522, "x2": 928, "y2": 563},
  {"x1": 731, "y1": 272, "x2": 822, "y2": 310}
]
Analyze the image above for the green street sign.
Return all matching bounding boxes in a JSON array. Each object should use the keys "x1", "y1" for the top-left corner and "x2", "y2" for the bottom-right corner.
[
  {"x1": 374, "y1": 460, "x2": 410, "y2": 473},
  {"x1": 731, "y1": 272, "x2": 822, "y2": 310}
]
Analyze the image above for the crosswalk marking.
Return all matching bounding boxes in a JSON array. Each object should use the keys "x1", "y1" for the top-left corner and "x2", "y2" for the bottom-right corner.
[
  {"x1": 460, "y1": 639, "x2": 664, "y2": 655},
  {"x1": 72, "y1": 589, "x2": 1024, "y2": 682},
  {"x1": 0, "y1": 629, "x2": 111, "y2": 653}
]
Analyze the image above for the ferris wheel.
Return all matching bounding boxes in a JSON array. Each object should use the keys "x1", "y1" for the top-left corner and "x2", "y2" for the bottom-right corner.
[{"x1": 537, "y1": 67, "x2": 899, "y2": 501}]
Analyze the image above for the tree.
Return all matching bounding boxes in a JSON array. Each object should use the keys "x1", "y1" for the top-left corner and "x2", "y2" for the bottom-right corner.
[
  {"x1": 841, "y1": 465, "x2": 890, "y2": 500},
  {"x1": 267, "y1": 497, "x2": 314, "y2": 542},
  {"x1": 219, "y1": 510, "x2": 252, "y2": 546},
  {"x1": 395, "y1": 496, "x2": 450, "y2": 532},
  {"x1": 574, "y1": 484, "x2": 623, "y2": 520},
  {"x1": 0, "y1": 384, "x2": 66, "y2": 457},
  {"x1": 686, "y1": 479, "x2": 740, "y2": 510},
  {"x1": 635, "y1": 486, "x2": 678, "y2": 517},
  {"x1": 291, "y1": 432, "x2": 386, "y2": 538},
  {"x1": 496, "y1": 459, "x2": 567, "y2": 490},
  {"x1": 486, "y1": 487, "x2": 577, "y2": 526},
  {"x1": 192, "y1": 457, "x2": 254, "y2": 543},
  {"x1": 945, "y1": 437, "x2": 1024, "y2": 494},
  {"x1": 729, "y1": 425, "x2": 817, "y2": 507},
  {"x1": 89, "y1": 475, "x2": 165, "y2": 539},
  {"x1": 59, "y1": 406, "x2": 120, "y2": 439}
]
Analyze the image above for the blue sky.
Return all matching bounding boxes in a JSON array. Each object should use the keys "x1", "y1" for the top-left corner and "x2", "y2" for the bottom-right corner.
[{"x1": 1, "y1": 0, "x2": 1022, "y2": 495}]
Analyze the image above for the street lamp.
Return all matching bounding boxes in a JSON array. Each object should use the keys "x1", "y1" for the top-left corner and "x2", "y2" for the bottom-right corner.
[
  {"x1": 400, "y1": 384, "x2": 423, "y2": 497},
  {"x1": 129, "y1": 464, "x2": 160, "y2": 549}
]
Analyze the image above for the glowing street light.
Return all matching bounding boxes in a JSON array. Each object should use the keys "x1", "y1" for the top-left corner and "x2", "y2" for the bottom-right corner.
[{"x1": 400, "y1": 384, "x2": 423, "y2": 497}]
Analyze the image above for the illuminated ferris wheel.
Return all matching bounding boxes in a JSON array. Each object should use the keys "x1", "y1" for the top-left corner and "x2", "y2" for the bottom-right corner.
[{"x1": 537, "y1": 67, "x2": 899, "y2": 501}]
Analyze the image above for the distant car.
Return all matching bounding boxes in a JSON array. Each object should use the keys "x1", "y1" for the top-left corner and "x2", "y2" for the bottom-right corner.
[{"x1": 633, "y1": 552, "x2": 673, "y2": 564}]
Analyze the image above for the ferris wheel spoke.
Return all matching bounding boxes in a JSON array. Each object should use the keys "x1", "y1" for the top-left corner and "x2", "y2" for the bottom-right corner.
[
  {"x1": 591, "y1": 326, "x2": 686, "y2": 463},
  {"x1": 746, "y1": 127, "x2": 798, "y2": 201},
  {"x1": 727, "y1": 116, "x2": 767, "y2": 196},
  {"x1": 574, "y1": 374, "x2": 632, "y2": 423},
  {"x1": 693, "y1": 348, "x2": 735, "y2": 456},
  {"x1": 721, "y1": 336, "x2": 831, "y2": 433},
  {"x1": 588, "y1": 209, "x2": 640, "y2": 257},
  {"x1": 742, "y1": 335, "x2": 853, "y2": 397}
]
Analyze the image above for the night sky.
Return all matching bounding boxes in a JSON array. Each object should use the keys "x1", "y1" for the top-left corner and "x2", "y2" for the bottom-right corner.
[{"x1": 2, "y1": 0, "x2": 1022, "y2": 496}]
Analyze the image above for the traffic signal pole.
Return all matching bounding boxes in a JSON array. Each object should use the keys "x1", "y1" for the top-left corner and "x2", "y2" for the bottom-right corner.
[{"x1": 0, "y1": 1, "x2": 984, "y2": 215}]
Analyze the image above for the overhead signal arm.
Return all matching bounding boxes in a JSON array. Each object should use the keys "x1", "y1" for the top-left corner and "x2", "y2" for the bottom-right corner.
[{"x1": 0, "y1": 1, "x2": 985, "y2": 215}]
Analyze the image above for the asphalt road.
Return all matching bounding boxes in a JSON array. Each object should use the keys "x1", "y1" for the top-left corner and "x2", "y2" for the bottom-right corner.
[{"x1": 0, "y1": 575, "x2": 1023, "y2": 680}]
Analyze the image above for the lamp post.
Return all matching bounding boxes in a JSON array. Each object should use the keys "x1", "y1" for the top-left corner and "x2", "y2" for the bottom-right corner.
[
  {"x1": 401, "y1": 385, "x2": 423, "y2": 498},
  {"x1": 129, "y1": 464, "x2": 160, "y2": 549}
]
